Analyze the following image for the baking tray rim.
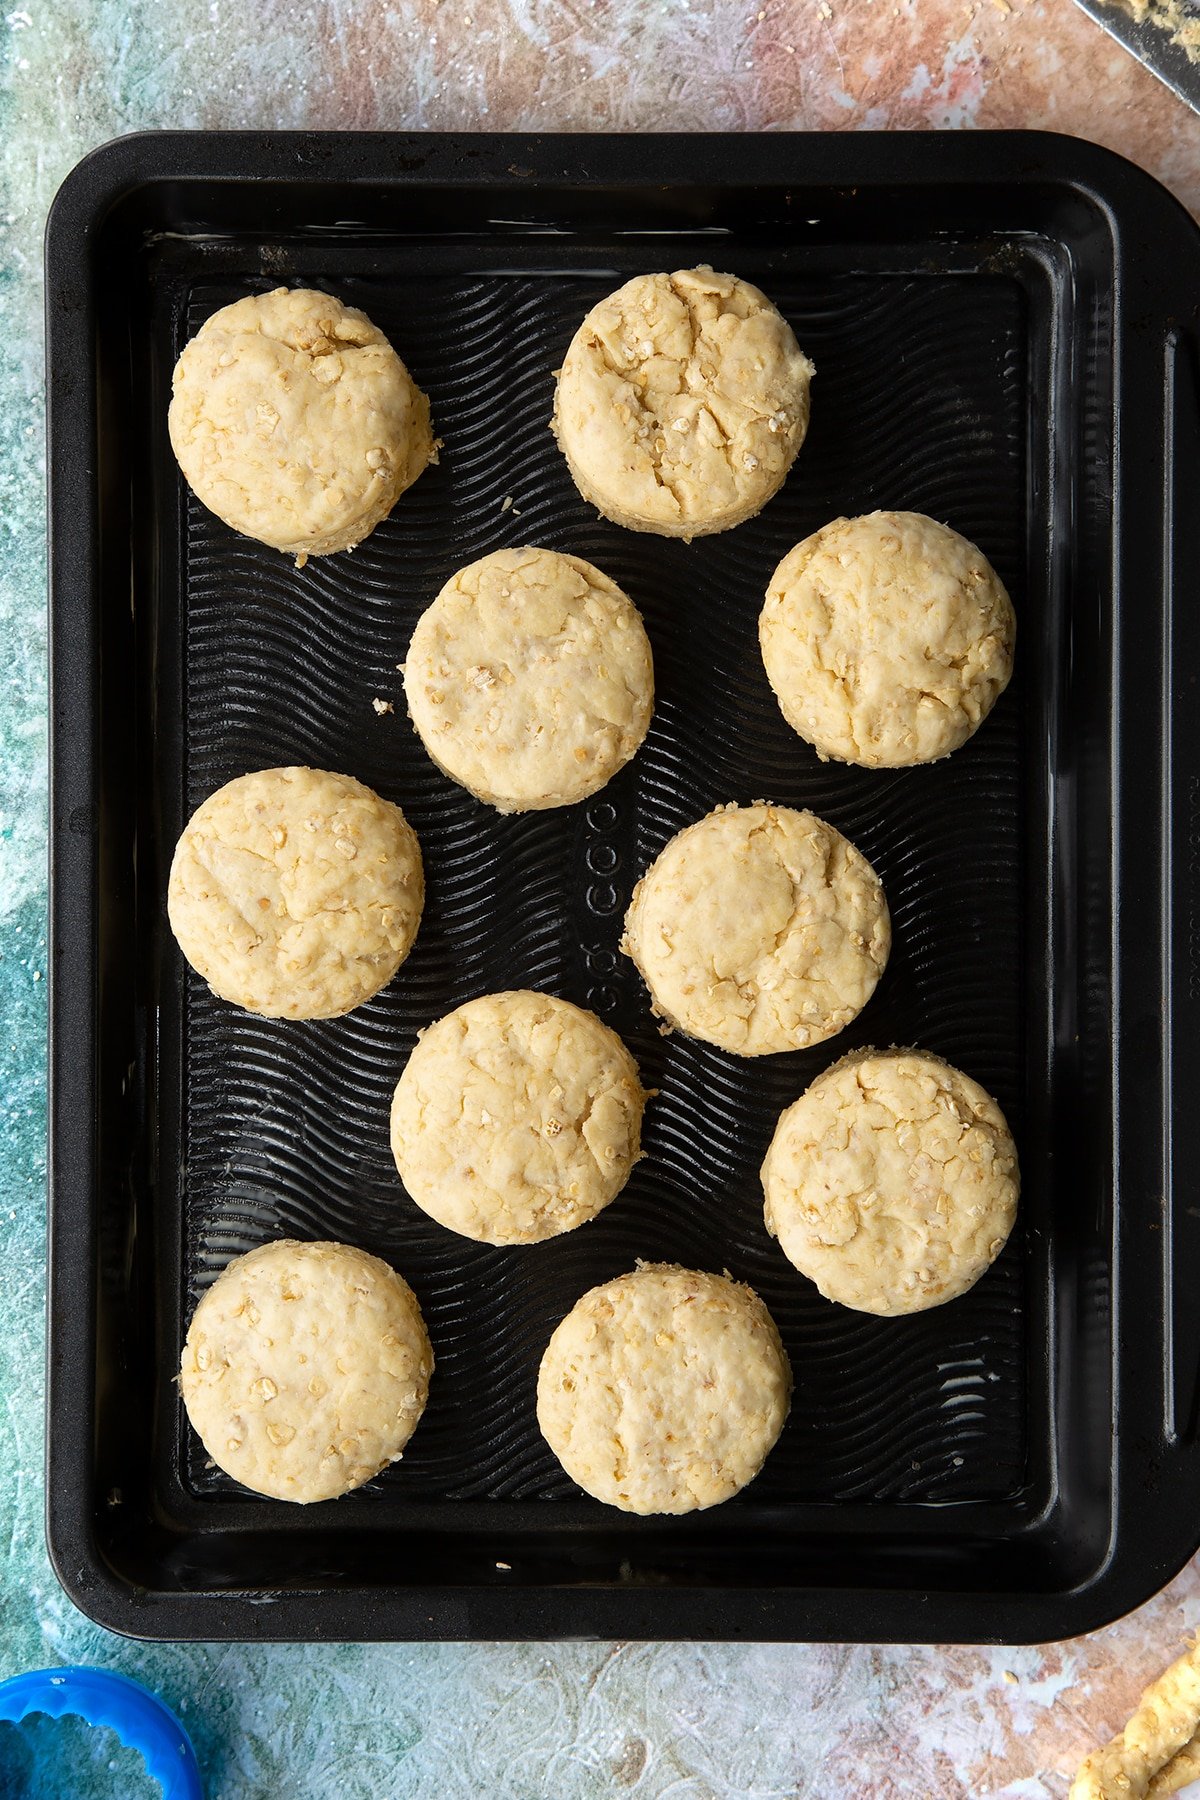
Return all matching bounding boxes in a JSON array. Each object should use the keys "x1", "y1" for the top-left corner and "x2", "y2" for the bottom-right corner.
[{"x1": 45, "y1": 126, "x2": 1200, "y2": 1644}]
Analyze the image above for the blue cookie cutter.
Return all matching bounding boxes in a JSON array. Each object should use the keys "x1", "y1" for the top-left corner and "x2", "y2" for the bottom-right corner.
[{"x1": 0, "y1": 1665, "x2": 203, "y2": 1798}]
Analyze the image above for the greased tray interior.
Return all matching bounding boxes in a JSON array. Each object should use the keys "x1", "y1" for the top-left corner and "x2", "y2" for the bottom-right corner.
[
  {"x1": 179, "y1": 263, "x2": 1029, "y2": 1509},
  {"x1": 48, "y1": 133, "x2": 1200, "y2": 1642}
]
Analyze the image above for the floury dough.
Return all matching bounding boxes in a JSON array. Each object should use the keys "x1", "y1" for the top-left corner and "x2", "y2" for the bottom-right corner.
[
  {"x1": 553, "y1": 267, "x2": 814, "y2": 537},
  {"x1": 167, "y1": 766, "x2": 424, "y2": 1020},
  {"x1": 179, "y1": 1239, "x2": 432, "y2": 1503},
  {"x1": 1069, "y1": 1637, "x2": 1200, "y2": 1800},
  {"x1": 390, "y1": 990, "x2": 647, "y2": 1244},
  {"x1": 537, "y1": 1264, "x2": 792, "y2": 1513},
  {"x1": 168, "y1": 287, "x2": 435, "y2": 557},
  {"x1": 759, "y1": 510, "x2": 1015, "y2": 767},
  {"x1": 403, "y1": 547, "x2": 654, "y2": 812},
  {"x1": 761, "y1": 1047, "x2": 1019, "y2": 1316},
  {"x1": 621, "y1": 803, "x2": 890, "y2": 1056}
]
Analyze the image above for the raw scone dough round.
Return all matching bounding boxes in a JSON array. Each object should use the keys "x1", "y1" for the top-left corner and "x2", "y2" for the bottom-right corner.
[
  {"x1": 537, "y1": 1264, "x2": 791, "y2": 1514},
  {"x1": 553, "y1": 266, "x2": 814, "y2": 538},
  {"x1": 622, "y1": 803, "x2": 889, "y2": 1057},
  {"x1": 761, "y1": 1047, "x2": 1019, "y2": 1316},
  {"x1": 760, "y1": 510, "x2": 1015, "y2": 767},
  {"x1": 168, "y1": 766, "x2": 424, "y2": 1020},
  {"x1": 403, "y1": 547, "x2": 654, "y2": 812},
  {"x1": 168, "y1": 287, "x2": 435, "y2": 557},
  {"x1": 390, "y1": 990, "x2": 646, "y2": 1244},
  {"x1": 180, "y1": 1239, "x2": 432, "y2": 1503}
]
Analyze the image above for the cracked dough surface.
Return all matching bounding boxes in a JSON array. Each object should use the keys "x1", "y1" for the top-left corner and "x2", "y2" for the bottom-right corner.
[
  {"x1": 403, "y1": 547, "x2": 654, "y2": 812},
  {"x1": 390, "y1": 990, "x2": 647, "y2": 1244},
  {"x1": 553, "y1": 266, "x2": 814, "y2": 538},
  {"x1": 180, "y1": 1239, "x2": 432, "y2": 1504},
  {"x1": 761, "y1": 1047, "x2": 1019, "y2": 1316},
  {"x1": 167, "y1": 766, "x2": 424, "y2": 1020},
  {"x1": 760, "y1": 510, "x2": 1015, "y2": 767},
  {"x1": 621, "y1": 803, "x2": 889, "y2": 1057},
  {"x1": 537, "y1": 1264, "x2": 791, "y2": 1513},
  {"x1": 168, "y1": 287, "x2": 434, "y2": 557}
]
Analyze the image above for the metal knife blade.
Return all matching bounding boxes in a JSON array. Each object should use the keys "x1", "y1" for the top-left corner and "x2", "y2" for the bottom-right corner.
[{"x1": 1073, "y1": 0, "x2": 1200, "y2": 113}]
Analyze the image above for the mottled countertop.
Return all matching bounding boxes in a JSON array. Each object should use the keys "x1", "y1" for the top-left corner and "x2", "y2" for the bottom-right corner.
[{"x1": 3, "y1": 2, "x2": 1200, "y2": 1796}]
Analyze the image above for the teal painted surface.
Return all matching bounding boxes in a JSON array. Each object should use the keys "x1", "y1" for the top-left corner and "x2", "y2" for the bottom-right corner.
[{"x1": 4, "y1": 5, "x2": 1200, "y2": 1797}]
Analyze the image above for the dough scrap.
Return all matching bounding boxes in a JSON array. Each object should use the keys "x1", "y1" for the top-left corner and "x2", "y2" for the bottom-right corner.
[
  {"x1": 390, "y1": 990, "x2": 647, "y2": 1244},
  {"x1": 167, "y1": 766, "x2": 424, "y2": 1020},
  {"x1": 761, "y1": 1047, "x2": 1019, "y2": 1315},
  {"x1": 1150, "y1": 1737, "x2": 1200, "y2": 1798},
  {"x1": 536, "y1": 1263, "x2": 791, "y2": 1513},
  {"x1": 403, "y1": 547, "x2": 654, "y2": 812},
  {"x1": 169, "y1": 287, "x2": 434, "y2": 556},
  {"x1": 553, "y1": 266, "x2": 814, "y2": 537},
  {"x1": 1071, "y1": 1642, "x2": 1200, "y2": 1800},
  {"x1": 621, "y1": 802, "x2": 889, "y2": 1056},
  {"x1": 180, "y1": 1239, "x2": 432, "y2": 1503},
  {"x1": 760, "y1": 510, "x2": 1015, "y2": 767}
]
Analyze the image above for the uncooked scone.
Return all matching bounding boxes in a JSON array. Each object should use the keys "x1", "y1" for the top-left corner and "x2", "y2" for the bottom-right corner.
[
  {"x1": 553, "y1": 267, "x2": 814, "y2": 537},
  {"x1": 168, "y1": 287, "x2": 435, "y2": 557},
  {"x1": 536, "y1": 1264, "x2": 791, "y2": 1513},
  {"x1": 179, "y1": 1239, "x2": 432, "y2": 1503},
  {"x1": 167, "y1": 766, "x2": 424, "y2": 1020},
  {"x1": 759, "y1": 510, "x2": 1015, "y2": 767},
  {"x1": 761, "y1": 1047, "x2": 1019, "y2": 1316},
  {"x1": 390, "y1": 990, "x2": 647, "y2": 1244},
  {"x1": 621, "y1": 803, "x2": 889, "y2": 1057},
  {"x1": 403, "y1": 547, "x2": 654, "y2": 812}
]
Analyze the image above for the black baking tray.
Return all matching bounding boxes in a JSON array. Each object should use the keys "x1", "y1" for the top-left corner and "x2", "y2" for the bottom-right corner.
[{"x1": 45, "y1": 129, "x2": 1200, "y2": 1643}]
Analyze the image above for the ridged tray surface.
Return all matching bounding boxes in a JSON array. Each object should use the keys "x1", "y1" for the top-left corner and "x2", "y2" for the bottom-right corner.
[{"x1": 180, "y1": 264, "x2": 1026, "y2": 1507}]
